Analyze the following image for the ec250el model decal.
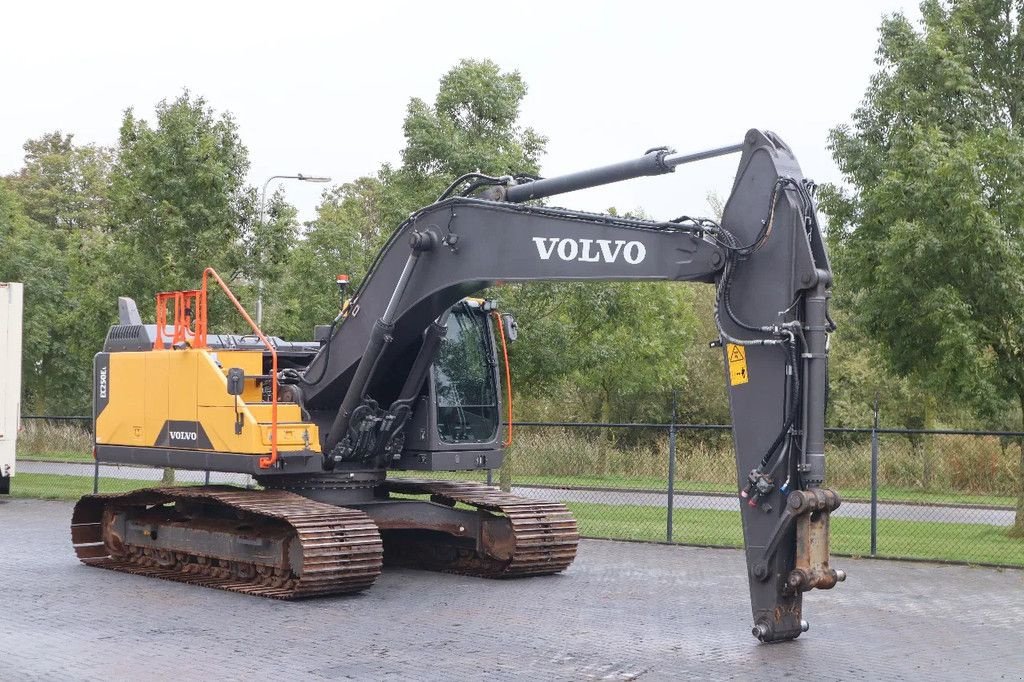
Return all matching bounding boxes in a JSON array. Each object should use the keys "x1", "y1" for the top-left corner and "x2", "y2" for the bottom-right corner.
[
  {"x1": 94, "y1": 354, "x2": 111, "y2": 420},
  {"x1": 532, "y1": 237, "x2": 647, "y2": 265}
]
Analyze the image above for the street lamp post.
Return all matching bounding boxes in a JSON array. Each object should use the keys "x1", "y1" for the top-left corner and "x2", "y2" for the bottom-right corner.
[{"x1": 256, "y1": 173, "x2": 331, "y2": 325}]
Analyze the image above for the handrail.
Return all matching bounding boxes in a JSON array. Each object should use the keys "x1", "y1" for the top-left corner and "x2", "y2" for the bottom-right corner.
[
  {"x1": 493, "y1": 311, "x2": 513, "y2": 447},
  {"x1": 196, "y1": 267, "x2": 279, "y2": 469},
  {"x1": 153, "y1": 290, "x2": 200, "y2": 349}
]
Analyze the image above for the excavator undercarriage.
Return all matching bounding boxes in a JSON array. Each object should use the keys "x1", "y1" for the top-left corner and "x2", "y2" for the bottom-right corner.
[
  {"x1": 71, "y1": 479, "x2": 579, "y2": 597},
  {"x1": 73, "y1": 129, "x2": 842, "y2": 641}
]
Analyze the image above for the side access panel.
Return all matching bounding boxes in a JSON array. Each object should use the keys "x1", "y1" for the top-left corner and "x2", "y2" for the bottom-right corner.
[{"x1": 94, "y1": 348, "x2": 321, "y2": 473}]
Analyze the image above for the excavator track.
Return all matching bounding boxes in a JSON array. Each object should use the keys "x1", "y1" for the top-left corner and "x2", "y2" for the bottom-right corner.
[
  {"x1": 382, "y1": 478, "x2": 579, "y2": 578},
  {"x1": 71, "y1": 486, "x2": 383, "y2": 599}
]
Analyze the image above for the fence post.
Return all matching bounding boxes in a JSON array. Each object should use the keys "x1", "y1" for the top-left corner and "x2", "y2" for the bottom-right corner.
[
  {"x1": 204, "y1": 470, "x2": 210, "y2": 486},
  {"x1": 93, "y1": 457, "x2": 99, "y2": 494},
  {"x1": 486, "y1": 468, "x2": 493, "y2": 486},
  {"x1": 870, "y1": 396, "x2": 879, "y2": 557},
  {"x1": 667, "y1": 391, "x2": 677, "y2": 543}
]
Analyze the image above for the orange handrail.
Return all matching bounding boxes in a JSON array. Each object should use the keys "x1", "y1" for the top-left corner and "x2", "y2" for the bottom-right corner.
[
  {"x1": 153, "y1": 290, "x2": 200, "y2": 349},
  {"x1": 197, "y1": 267, "x2": 279, "y2": 469},
  {"x1": 493, "y1": 311, "x2": 513, "y2": 447}
]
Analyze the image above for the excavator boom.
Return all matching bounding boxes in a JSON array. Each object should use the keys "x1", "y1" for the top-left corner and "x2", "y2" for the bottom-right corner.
[{"x1": 293, "y1": 129, "x2": 841, "y2": 641}]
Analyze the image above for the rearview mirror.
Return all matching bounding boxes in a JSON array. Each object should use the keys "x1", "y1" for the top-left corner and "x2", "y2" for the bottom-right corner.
[
  {"x1": 501, "y1": 313, "x2": 518, "y2": 344},
  {"x1": 226, "y1": 367, "x2": 245, "y2": 396}
]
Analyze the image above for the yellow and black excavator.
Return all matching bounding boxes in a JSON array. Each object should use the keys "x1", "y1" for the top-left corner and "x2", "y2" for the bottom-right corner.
[{"x1": 72, "y1": 129, "x2": 844, "y2": 642}]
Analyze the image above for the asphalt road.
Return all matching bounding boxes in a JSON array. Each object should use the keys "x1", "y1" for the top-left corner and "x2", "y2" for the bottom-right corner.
[
  {"x1": 2, "y1": 498, "x2": 1022, "y2": 681},
  {"x1": 19, "y1": 460, "x2": 253, "y2": 487},
  {"x1": 17, "y1": 460, "x2": 1015, "y2": 527},
  {"x1": 517, "y1": 485, "x2": 1015, "y2": 526}
]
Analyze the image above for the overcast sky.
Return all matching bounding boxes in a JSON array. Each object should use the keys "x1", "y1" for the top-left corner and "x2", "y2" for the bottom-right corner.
[{"x1": 1, "y1": 0, "x2": 921, "y2": 224}]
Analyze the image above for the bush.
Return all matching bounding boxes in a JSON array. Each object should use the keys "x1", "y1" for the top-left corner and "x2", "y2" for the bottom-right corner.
[
  {"x1": 16, "y1": 419, "x2": 92, "y2": 458},
  {"x1": 509, "y1": 426, "x2": 1018, "y2": 497}
]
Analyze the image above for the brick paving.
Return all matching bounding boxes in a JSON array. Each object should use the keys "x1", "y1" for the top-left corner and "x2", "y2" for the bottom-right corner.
[{"x1": 2, "y1": 498, "x2": 1022, "y2": 681}]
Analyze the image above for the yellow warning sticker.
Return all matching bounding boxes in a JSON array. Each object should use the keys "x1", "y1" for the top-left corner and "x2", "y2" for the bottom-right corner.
[{"x1": 727, "y1": 343, "x2": 749, "y2": 386}]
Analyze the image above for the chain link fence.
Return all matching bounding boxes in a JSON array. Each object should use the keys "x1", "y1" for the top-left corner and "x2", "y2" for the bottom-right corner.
[
  {"x1": 504, "y1": 421, "x2": 1024, "y2": 568},
  {"x1": 12, "y1": 414, "x2": 1024, "y2": 568}
]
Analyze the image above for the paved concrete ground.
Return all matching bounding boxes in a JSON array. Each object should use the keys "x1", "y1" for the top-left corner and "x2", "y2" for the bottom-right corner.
[
  {"x1": 2, "y1": 498, "x2": 1022, "y2": 681},
  {"x1": 19, "y1": 460, "x2": 1012, "y2": 526}
]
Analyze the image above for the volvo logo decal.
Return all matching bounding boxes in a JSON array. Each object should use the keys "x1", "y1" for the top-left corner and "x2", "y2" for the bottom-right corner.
[
  {"x1": 155, "y1": 420, "x2": 213, "y2": 449},
  {"x1": 532, "y1": 237, "x2": 647, "y2": 264}
]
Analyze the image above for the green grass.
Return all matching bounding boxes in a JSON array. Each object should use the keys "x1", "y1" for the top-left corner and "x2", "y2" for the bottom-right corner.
[
  {"x1": 827, "y1": 485, "x2": 1014, "y2": 508},
  {"x1": 17, "y1": 450, "x2": 94, "y2": 463},
  {"x1": 9, "y1": 473, "x2": 199, "y2": 501},
  {"x1": 566, "y1": 501, "x2": 1024, "y2": 567}
]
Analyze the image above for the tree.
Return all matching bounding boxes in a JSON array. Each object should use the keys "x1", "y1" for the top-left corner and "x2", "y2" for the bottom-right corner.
[
  {"x1": 270, "y1": 59, "x2": 546, "y2": 336},
  {"x1": 821, "y1": 0, "x2": 1024, "y2": 533},
  {"x1": 5, "y1": 96, "x2": 294, "y2": 413},
  {"x1": 505, "y1": 279, "x2": 708, "y2": 435},
  {"x1": 3, "y1": 133, "x2": 114, "y2": 413},
  {"x1": 263, "y1": 177, "x2": 389, "y2": 338},
  {"x1": 400, "y1": 59, "x2": 545, "y2": 189},
  {"x1": 108, "y1": 91, "x2": 258, "y2": 301},
  {"x1": 269, "y1": 59, "x2": 557, "y2": 490},
  {"x1": 243, "y1": 188, "x2": 298, "y2": 285},
  {"x1": 7, "y1": 132, "x2": 112, "y2": 242},
  {"x1": 0, "y1": 180, "x2": 67, "y2": 410}
]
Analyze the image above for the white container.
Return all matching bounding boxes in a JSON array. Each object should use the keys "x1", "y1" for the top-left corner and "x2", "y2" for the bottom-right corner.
[{"x1": 0, "y1": 282, "x2": 24, "y2": 492}]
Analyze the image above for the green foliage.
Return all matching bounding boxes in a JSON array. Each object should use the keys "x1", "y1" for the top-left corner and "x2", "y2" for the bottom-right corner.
[
  {"x1": 247, "y1": 188, "x2": 299, "y2": 284},
  {"x1": 502, "y1": 204, "x2": 728, "y2": 426},
  {"x1": 824, "y1": 2, "x2": 1024, "y2": 411},
  {"x1": 100, "y1": 91, "x2": 281, "y2": 353},
  {"x1": 501, "y1": 281, "x2": 709, "y2": 425},
  {"x1": 0, "y1": 181, "x2": 67, "y2": 410},
  {"x1": 109, "y1": 91, "x2": 257, "y2": 295},
  {"x1": 824, "y1": 307, "x2": 923, "y2": 430},
  {"x1": 821, "y1": 0, "x2": 1024, "y2": 528},
  {"x1": 2, "y1": 132, "x2": 115, "y2": 413},
  {"x1": 267, "y1": 59, "x2": 547, "y2": 336},
  {"x1": 263, "y1": 177, "x2": 389, "y2": 337},
  {"x1": 7, "y1": 132, "x2": 112, "y2": 241},
  {"x1": 402, "y1": 59, "x2": 545, "y2": 181},
  {"x1": 266, "y1": 58, "x2": 721, "y2": 430},
  {"x1": 2, "y1": 95, "x2": 276, "y2": 412}
]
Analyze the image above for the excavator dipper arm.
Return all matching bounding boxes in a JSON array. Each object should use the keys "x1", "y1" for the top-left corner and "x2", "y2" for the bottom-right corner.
[{"x1": 298, "y1": 129, "x2": 841, "y2": 641}]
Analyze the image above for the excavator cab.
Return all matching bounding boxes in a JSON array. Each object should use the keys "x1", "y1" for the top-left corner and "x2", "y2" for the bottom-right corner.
[{"x1": 397, "y1": 299, "x2": 507, "y2": 471}]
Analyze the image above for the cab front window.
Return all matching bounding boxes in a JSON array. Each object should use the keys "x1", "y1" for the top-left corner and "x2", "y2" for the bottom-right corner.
[{"x1": 433, "y1": 306, "x2": 498, "y2": 444}]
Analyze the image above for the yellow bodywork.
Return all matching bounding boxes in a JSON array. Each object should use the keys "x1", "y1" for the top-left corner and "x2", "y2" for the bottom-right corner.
[{"x1": 96, "y1": 348, "x2": 320, "y2": 455}]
